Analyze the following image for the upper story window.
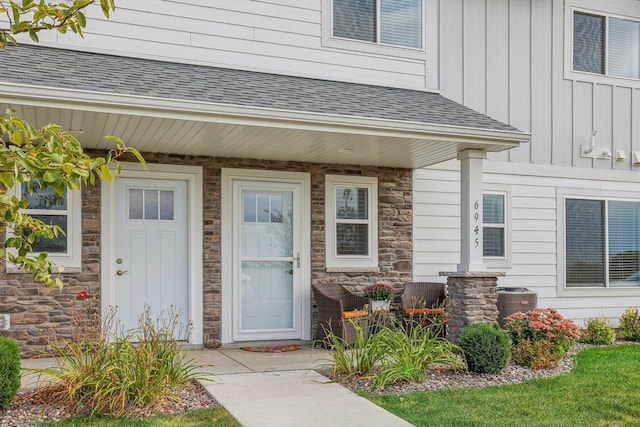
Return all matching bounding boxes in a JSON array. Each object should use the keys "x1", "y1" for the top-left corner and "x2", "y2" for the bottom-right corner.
[
  {"x1": 573, "y1": 10, "x2": 640, "y2": 79},
  {"x1": 565, "y1": 198, "x2": 640, "y2": 288},
  {"x1": 332, "y1": 0, "x2": 423, "y2": 49},
  {"x1": 325, "y1": 175, "x2": 378, "y2": 270}
]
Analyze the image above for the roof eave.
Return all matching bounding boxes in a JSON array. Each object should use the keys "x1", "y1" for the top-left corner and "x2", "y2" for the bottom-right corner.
[{"x1": 0, "y1": 82, "x2": 531, "y2": 150}]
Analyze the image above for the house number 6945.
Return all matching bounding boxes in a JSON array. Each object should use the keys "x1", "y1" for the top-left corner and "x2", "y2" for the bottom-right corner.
[{"x1": 473, "y1": 200, "x2": 480, "y2": 247}]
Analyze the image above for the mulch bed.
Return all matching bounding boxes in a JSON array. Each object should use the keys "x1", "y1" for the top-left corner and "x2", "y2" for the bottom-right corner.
[{"x1": 0, "y1": 381, "x2": 217, "y2": 427}]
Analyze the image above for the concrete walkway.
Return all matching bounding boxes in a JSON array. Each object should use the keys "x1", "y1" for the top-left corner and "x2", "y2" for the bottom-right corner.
[{"x1": 21, "y1": 346, "x2": 414, "y2": 427}]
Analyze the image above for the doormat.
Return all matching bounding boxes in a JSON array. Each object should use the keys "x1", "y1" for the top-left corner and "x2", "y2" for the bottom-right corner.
[{"x1": 240, "y1": 344, "x2": 302, "y2": 353}]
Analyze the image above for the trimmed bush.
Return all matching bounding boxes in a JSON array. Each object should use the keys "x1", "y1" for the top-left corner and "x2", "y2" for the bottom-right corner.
[
  {"x1": 619, "y1": 306, "x2": 640, "y2": 341},
  {"x1": 578, "y1": 316, "x2": 616, "y2": 345},
  {"x1": 458, "y1": 323, "x2": 511, "y2": 374},
  {"x1": 0, "y1": 336, "x2": 21, "y2": 409}
]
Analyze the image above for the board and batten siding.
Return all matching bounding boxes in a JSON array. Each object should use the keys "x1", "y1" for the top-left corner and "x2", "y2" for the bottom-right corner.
[
  {"x1": 4, "y1": 0, "x2": 437, "y2": 90},
  {"x1": 439, "y1": 0, "x2": 640, "y2": 170},
  {"x1": 414, "y1": 160, "x2": 640, "y2": 325}
]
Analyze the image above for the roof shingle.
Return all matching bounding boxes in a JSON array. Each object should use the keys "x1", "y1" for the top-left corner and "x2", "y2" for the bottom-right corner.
[{"x1": 1, "y1": 44, "x2": 520, "y2": 133}]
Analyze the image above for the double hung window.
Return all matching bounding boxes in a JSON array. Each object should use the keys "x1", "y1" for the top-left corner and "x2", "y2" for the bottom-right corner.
[
  {"x1": 325, "y1": 175, "x2": 378, "y2": 269},
  {"x1": 573, "y1": 10, "x2": 640, "y2": 79},
  {"x1": 332, "y1": 0, "x2": 423, "y2": 49},
  {"x1": 565, "y1": 198, "x2": 640, "y2": 288},
  {"x1": 8, "y1": 181, "x2": 82, "y2": 270},
  {"x1": 483, "y1": 193, "x2": 506, "y2": 258}
]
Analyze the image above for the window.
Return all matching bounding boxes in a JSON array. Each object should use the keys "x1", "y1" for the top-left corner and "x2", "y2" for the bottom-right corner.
[
  {"x1": 483, "y1": 193, "x2": 505, "y2": 258},
  {"x1": 573, "y1": 10, "x2": 640, "y2": 79},
  {"x1": 332, "y1": 0, "x2": 423, "y2": 49},
  {"x1": 565, "y1": 198, "x2": 640, "y2": 288},
  {"x1": 325, "y1": 175, "x2": 378, "y2": 269},
  {"x1": 129, "y1": 188, "x2": 175, "y2": 221},
  {"x1": 8, "y1": 181, "x2": 82, "y2": 270}
]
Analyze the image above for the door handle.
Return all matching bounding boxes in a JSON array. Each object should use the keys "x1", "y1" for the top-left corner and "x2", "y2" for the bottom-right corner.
[
  {"x1": 293, "y1": 252, "x2": 301, "y2": 268},
  {"x1": 116, "y1": 269, "x2": 128, "y2": 276}
]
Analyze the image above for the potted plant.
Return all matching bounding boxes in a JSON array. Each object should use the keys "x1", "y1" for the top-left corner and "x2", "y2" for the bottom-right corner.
[{"x1": 364, "y1": 283, "x2": 394, "y2": 312}]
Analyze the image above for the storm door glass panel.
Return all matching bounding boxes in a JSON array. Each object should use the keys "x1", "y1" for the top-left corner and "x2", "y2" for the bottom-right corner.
[
  {"x1": 380, "y1": 0, "x2": 422, "y2": 48},
  {"x1": 608, "y1": 17, "x2": 640, "y2": 79},
  {"x1": 333, "y1": 0, "x2": 376, "y2": 42},
  {"x1": 240, "y1": 190, "x2": 294, "y2": 330},
  {"x1": 573, "y1": 12, "x2": 605, "y2": 74},
  {"x1": 565, "y1": 199, "x2": 605, "y2": 287},
  {"x1": 608, "y1": 201, "x2": 640, "y2": 287}
]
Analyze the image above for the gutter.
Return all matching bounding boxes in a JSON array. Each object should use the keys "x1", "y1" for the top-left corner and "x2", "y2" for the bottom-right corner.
[{"x1": 0, "y1": 82, "x2": 531, "y2": 148}]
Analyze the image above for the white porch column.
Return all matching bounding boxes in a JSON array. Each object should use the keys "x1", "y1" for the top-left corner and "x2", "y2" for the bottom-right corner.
[{"x1": 457, "y1": 150, "x2": 486, "y2": 272}]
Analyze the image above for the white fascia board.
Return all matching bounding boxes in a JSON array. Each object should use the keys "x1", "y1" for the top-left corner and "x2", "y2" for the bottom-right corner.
[{"x1": 0, "y1": 82, "x2": 530, "y2": 147}]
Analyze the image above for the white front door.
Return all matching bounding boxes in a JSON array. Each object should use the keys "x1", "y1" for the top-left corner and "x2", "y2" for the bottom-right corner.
[
  {"x1": 224, "y1": 170, "x2": 310, "y2": 342},
  {"x1": 113, "y1": 177, "x2": 189, "y2": 334}
]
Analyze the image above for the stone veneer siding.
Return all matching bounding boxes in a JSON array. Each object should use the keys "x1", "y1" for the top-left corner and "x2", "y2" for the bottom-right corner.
[
  {"x1": 441, "y1": 271, "x2": 504, "y2": 342},
  {"x1": 0, "y1": 153, "x2": 413, "y2": 356}
]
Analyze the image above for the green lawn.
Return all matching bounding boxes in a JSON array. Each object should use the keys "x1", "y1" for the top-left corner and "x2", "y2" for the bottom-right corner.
[
  {"x1": 367, "y1": 345, "x2": 640, "y2": 427},
  {"x1": 41, "y1": 407, "x2": 241, "y2": 427}
]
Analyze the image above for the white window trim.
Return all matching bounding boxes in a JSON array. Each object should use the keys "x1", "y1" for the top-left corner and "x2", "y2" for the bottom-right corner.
[
  {"x1": 325, "y1": 175, "x2": 378, "y2": 270},
  {"x1": 321, "y1": 0, "x2": 426, "y2": 60},
  {"x1": 557, "y1": 187, "x2": 640, "y2": 297},
  {"x1": 483, "y1": 186, "x2": 512, "y2": 269},
  {"x1": 565, "y1": 2, "x2": 640, "y2": 88},
  {"x1": 6, "y1": 184, "x2": 82, "y2": 272}
]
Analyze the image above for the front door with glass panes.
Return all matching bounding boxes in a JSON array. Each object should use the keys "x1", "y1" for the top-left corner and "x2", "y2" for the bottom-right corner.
[
  {"x1": 114, "y1": 178, "x2": 189, "y2": 334},
  {"x1": 231, "y1": 179, "x2": 303, "y2": 341}
]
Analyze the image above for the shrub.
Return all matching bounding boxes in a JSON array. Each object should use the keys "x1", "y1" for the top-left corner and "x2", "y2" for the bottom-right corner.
[
  {"x1": 505, "y1": 308, "x2": 580, "y2": 369},
  {"x1": 619, "y1": 306, "x2": 640, "y2": 341},
  {"x1": 321, "y1": 315, "x2": 464, "y2": 389},
  {"x1": 458, "y1": 323, "x2": 511, "y2": 374},
  {"x1": 511, "y1": 338, "x2": 562, "y2": 369},
  {"x1": 321, "y1": 317, "x2": 383, "y2": 377},
  {"x1": 26, "y1": 303, "x2": 213, "y2": 416},
  {"x1": 372, "y1": 317, "x2": 464, "y2": 389},
  {"x1": 0, "y1": 336, "x2": 21, "y2": 409},
  {"x1": 578, "y1": 316, "x2": 616, "y2": 345}
]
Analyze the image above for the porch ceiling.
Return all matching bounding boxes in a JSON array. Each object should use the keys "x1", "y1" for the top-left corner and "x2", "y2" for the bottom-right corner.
[{"x1": 0, "y1": 45, "x2": 530, "y2": 169}]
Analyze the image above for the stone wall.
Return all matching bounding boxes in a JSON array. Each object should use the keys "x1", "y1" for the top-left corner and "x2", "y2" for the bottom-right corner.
[
  {"x1": 0, "y1": 153, "x2": 413, "y2": 356},
  {"x1": 441, "y1": 271, "x2": 504, "y2": 342}
]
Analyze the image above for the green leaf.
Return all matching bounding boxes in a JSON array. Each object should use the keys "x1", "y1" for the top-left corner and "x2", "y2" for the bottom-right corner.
[
  {"x1": 42, "y1": 170, "x2": 57, "y2": 182},
  {"x1": 28, "y1": 28, "x2": 39, "y2": 43},
  {"x1": 76, "y1": 11, "x2": 86, "y2": 27}
]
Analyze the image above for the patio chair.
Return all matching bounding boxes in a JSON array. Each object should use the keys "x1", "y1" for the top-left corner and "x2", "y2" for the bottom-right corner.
[
  {"x1": 401, "y1": 282, "x2": 447, "y2": 337},
  {"x1": 312, "y1": 284, "x2": 370, "y2": 346}
]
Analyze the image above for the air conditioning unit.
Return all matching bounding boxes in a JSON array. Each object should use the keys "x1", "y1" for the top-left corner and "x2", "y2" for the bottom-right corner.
[{"x1": 497, "y1": 287, "x2": 537, "y2": 328}]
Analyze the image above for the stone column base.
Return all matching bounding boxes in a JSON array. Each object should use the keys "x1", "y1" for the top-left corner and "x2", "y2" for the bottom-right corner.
[{"x1": 439, "y1": 271, "x2": 505, "y2": 343}]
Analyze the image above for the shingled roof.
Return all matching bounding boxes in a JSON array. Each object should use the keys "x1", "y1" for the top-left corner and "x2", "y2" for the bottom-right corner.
[{"x1": 1, "y1": 44, "x2": 520, "y2": 134}]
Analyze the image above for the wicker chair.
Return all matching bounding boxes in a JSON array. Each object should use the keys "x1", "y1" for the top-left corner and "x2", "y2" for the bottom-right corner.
[
  {"x1": 401, "y1": 282, "x2": 447, "y2": 337},
  {"x1": 312, "y1": 284, "x2": 370, "y2": 346}
]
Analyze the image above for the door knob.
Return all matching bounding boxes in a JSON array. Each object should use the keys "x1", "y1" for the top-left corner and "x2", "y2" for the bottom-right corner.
[{"x1": 116, "y1": 269, "x2": 128, "y2": 276}]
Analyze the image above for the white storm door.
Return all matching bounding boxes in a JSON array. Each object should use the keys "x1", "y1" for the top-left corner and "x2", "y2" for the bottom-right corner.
[
  {"x1": 232, "y1": 180, "x2": 302, "y2": 341},
  {"x1": 114, "y1": 178, "x2": 189, "y2": 335}
]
